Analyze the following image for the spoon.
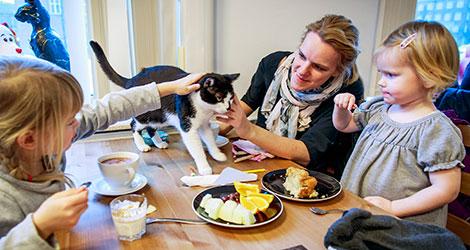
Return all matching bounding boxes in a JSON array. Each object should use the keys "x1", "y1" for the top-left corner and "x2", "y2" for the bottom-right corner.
[
  {"x1": 146, "y1": 217, "x2": 207, "y2": 225},
  {"x1": 309, "y1": 207, "x2": 344, "y2": 215}
]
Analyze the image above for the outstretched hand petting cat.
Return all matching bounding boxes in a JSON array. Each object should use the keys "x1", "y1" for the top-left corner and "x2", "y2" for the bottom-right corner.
[{"x1": 157, "y1": 73, "x2": 203, "y2": 96}]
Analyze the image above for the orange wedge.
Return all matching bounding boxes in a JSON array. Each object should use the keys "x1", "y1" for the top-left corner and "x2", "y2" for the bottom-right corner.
[
  {"x1": 246, "y1": 191, "x2": 274, "y2": 204},
  {"x1": 246, "y1": 196, "x2": 270, "y2": 212},
  {"x1": 240, "y1": 195, "x2": 258, "y2": 214},
  {"x1": 234, "y1": 181, "x2": 260, "y2": 196}
]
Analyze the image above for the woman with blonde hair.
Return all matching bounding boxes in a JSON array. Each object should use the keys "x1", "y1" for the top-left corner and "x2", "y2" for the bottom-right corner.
[
  {"x1": 219, "y1": 14, "x2": 363, "y2": 176},
  {"x1": 0, "y1": 56, "x2": 201, "y2": 249}
]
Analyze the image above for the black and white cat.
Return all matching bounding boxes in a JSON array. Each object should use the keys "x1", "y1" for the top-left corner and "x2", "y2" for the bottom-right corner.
[{"x1": 89, "y1": 41, "x2": 239, "y2": 175}]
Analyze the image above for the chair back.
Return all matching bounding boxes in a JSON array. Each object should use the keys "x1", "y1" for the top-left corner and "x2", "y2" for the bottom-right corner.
[{"x1": 446, "y1": 124, "x2": 470, "y2": 245}]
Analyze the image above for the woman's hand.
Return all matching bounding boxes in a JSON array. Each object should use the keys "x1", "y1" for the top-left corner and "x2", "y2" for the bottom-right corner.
[
  {"x1": 158, "y1": 73, "x2": 203, "y2": 97},
  {"x1": 364, "y1": 196, "x2": 394, "y2": 215},
  {"x1": 334, "y1": 93, "x2": 356, "y2": 111},
  {"x1": 32, "y1": 187, "x2": 89, "y2": 240},
  {"x1": 217, "y1": 96, "x2": 253, "y2": 139}
]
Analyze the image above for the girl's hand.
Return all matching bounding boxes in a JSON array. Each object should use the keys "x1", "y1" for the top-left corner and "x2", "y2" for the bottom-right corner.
[
  {"x1": 364, "y1": 196, "x2": 394, "y2": 214},
  {"x1": 158, "y1": 73, "x2": 203, "y2": 97},
  {"x1": 216, "y1": 96, "x2": 253, "y2": 139},
  {"x1": 173, "y1": 73, "x2": 203, "y2": 95},
  {"x1": 334, "y1": 93, "x2": 356, "y2": 111},
  {"x1": 32, "y1": 187, "x2": 89, "y2": 240}
]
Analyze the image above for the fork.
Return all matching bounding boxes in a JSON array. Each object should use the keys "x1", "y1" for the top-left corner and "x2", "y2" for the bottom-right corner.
[
  {"x1": 146, "y1": 217, "x2": 207, "y2": 225},
  {"x1": 309, "y1": 207, "x2": 344, "y2": 215},
  {"x1": 351, "y1": 104, "x2": 370, "y2": 113}
]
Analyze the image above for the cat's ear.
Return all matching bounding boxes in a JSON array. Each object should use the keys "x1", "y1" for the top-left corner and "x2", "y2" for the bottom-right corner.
[
  {"x1": 202, "y1": 78, "x2": 215, "y2": 88},
  {"x1": 224, "y1": 73, "x2": 240, "y2": 82}
]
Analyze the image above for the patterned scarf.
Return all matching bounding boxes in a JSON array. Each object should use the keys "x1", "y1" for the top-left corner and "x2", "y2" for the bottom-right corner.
[{"x1": 261, "y1": 52, "x2": 343, "y2": 138}]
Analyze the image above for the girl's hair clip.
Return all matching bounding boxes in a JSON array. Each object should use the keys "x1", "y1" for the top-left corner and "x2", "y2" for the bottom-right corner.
[{"x1": 400, "y1": 33, "x2": 417, "y2": 49}]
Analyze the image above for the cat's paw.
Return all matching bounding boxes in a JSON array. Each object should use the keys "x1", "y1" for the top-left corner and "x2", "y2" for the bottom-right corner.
[
  {"x1": 154, "y1": 141, "x2": 168, "y2": 149},
  {"x1": 139, "y1": 145, "x2": 152, "y2": 152},
  {"x1": 135, "y1": 143, "x2": 152, "y2": 152},
  {"x1": 210, "y1": 150, "x2": 227, "y2": 162},
  {"x1": 133, "y1": 132, "x2": 151, "y2": 152},
  {"x1": 198, "y1": 166, "x2": 213, "y2": 176}
]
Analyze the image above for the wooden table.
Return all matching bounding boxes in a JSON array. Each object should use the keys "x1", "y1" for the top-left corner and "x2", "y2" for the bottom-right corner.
[{"x1": 58, "y1": 133, "x2": 389, "y2": 249}]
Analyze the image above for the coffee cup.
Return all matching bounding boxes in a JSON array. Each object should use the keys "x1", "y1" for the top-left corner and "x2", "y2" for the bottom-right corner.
[{"x1": 98, "y1": 152, "x2": 139, "y2": 189}]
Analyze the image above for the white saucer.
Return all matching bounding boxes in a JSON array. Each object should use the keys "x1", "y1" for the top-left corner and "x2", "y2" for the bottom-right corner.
[
  {"x1": 203, "y1": 135, "x2": 229, "y2": 149},
  {"x1": 91, "y1": 173, "x2": 148, "y2": 196},
  {"x1": 216, "y1": 135, "x2": 229, "y2": 147}
]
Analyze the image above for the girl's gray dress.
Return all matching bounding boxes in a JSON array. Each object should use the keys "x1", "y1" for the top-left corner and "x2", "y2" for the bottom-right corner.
[{"x1": 341, "y1": 97, "x2": 465, "y2": 226}]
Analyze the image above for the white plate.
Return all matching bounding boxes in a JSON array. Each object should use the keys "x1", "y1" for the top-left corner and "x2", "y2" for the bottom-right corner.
[
  {"x1": 91, "y1": 173, "x2": 148, "y2": 196},
  {"x1": 203, "y1": 135, "x2": 229, "y2": 149}
]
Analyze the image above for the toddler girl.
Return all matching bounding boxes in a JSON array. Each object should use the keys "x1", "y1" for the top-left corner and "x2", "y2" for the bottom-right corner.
[
  {"x1": 333, "y1": 21, "x2": 464, "y2": 226},
  {"x1": 0, "y1": 56, "x2": 201, "y2": 249}
]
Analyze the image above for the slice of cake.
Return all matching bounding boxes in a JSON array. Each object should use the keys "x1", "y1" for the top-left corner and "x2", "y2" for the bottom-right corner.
[{"x1": 283, "y1": 167, "x2": 318, "y2": 198}]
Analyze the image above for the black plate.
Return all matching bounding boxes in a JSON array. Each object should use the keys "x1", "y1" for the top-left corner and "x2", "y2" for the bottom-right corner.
[
  {"x1": 192, "y1": 185, "x2": 283, "y2": 228},
  {"x1": 262, "y1": 169, "x2": 342, "y2": 202}
]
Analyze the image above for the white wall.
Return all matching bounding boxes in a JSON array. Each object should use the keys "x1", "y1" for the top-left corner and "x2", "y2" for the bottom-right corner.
[{"x1": 215, "y1": 0, "x2": 380, "y2": 97}]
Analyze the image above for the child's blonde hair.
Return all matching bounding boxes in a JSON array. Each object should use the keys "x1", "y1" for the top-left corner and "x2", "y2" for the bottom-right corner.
[
  {"x1": 0, "y1": 56, "x2": 83, "y2": 181},
  {"x1": 375, "y1": 20, "x2": 459, "y2": 94},
  {"x1": 303, "y1": 14, "x2": 361, "y2": 85}
]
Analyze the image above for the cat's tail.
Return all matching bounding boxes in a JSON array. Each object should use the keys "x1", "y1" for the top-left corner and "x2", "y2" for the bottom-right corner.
[{"x1": 89, "y1": 40, "x2": 129, "y2": 88}]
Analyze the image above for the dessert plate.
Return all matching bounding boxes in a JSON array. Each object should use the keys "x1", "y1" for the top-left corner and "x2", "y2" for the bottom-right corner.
[
  {"x1": 262, "y1": 169, "x2": 342, "y2": 202},
  {"x1": 192, "y1": 184, "x2": 283, "y2": 228},
  {"x1": 91, "y1": 173, "x2": 148, "y2": 196}
]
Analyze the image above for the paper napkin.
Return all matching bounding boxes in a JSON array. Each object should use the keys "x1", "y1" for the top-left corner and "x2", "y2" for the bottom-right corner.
[
  {"x1": 180, "y1": 174, "x2": 219, "y2": 187},
  {"x1": 180, "y1": 167, "x2": 257, "y2": 187},
  {"x1": 213, "y1": 167, "x2": 257, "y2": 185}
]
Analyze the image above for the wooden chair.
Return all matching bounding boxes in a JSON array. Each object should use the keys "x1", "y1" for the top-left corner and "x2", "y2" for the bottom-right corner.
[{"x1": 446, "y1": 124, "x2": 470, "y2": 245}]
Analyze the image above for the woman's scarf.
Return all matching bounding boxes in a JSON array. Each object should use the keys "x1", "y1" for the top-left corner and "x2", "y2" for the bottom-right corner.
[{"x1": 261, "y1": 52, "x2": 343, "y2": 138}]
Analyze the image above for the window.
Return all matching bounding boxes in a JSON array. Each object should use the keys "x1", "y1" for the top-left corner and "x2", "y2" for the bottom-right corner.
[
  {"x1": 416, "y1": 0, "x2": 470, "y2": 47},
  {"x1": 49, "y1": 0, "x2": 61, "y2": 15},
  {"x1": 1, "y1": 0, "x2": 196, "y2": 108},
  {"x1": 418, "y1": 3, "x2": 425, "y2": 11},
  {"x1": 0, "y1": 0, "x2": 94, "y2": 104},
  {"x1": 444, "y1": 13, "x2": 452, "y2": 21},
  {"x1": 427, "y1": 2, "x2": 435, "y2": 10},
  {"x1": 416, "y1": 0, "x2": 470, "y2": 84}
]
